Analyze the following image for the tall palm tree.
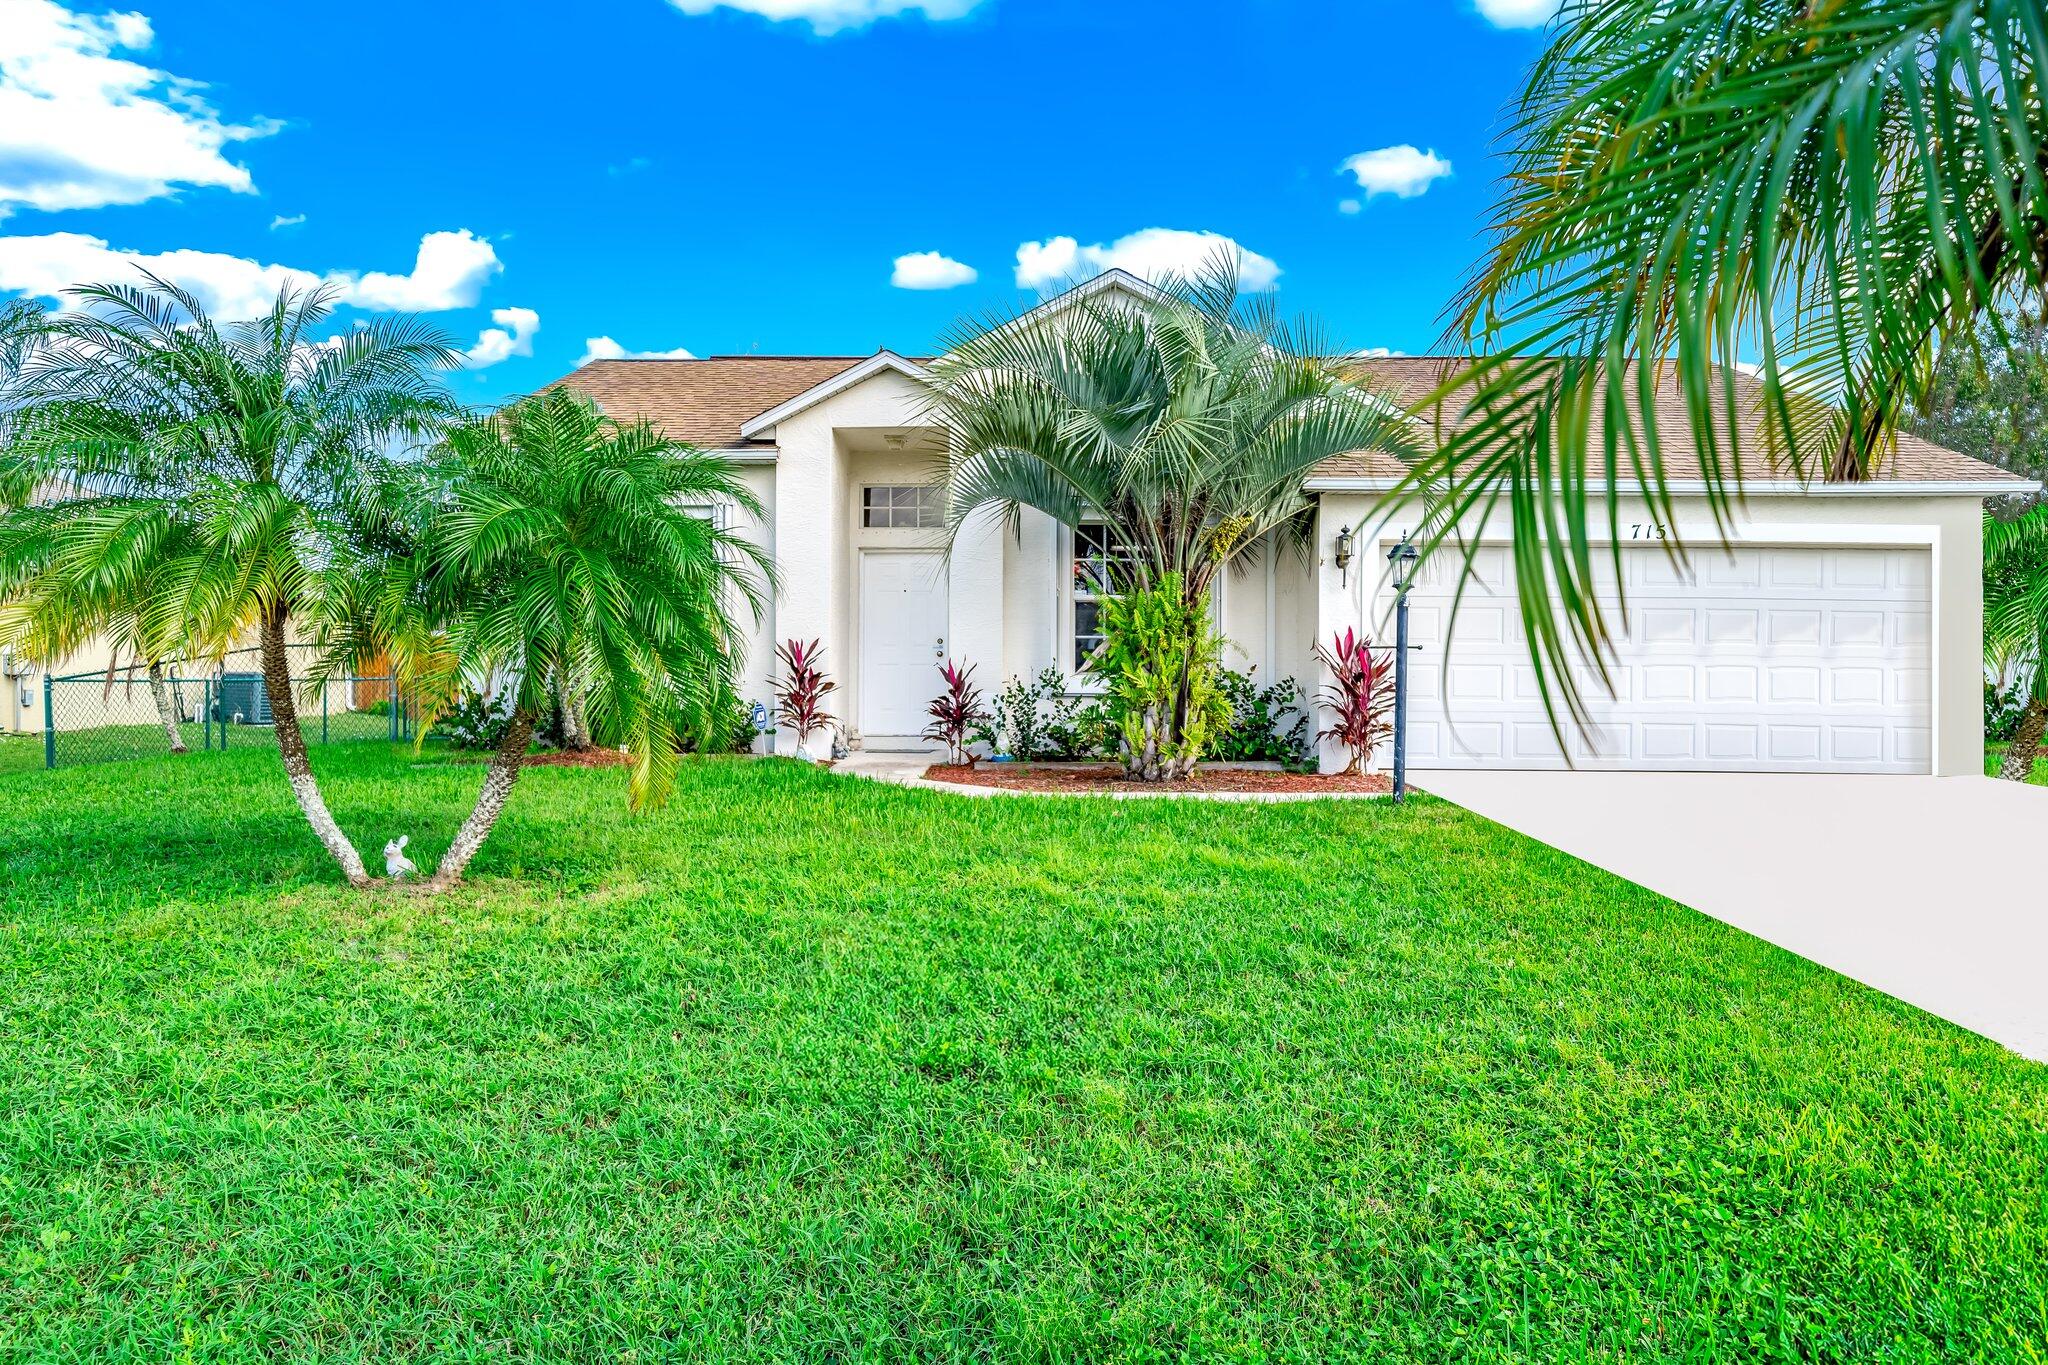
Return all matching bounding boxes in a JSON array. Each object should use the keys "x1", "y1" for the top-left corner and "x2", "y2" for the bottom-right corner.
[
  {"x1": 1415, "y1": 0, "x2": 2047, "y2": 726},
  {"x1": 922, "y1": 261, "x2": 1421, "y2": 779},
  {"x1": 371, "y1": 389, "x2": 770, "y2": 892},
  {"x1": 0, "y1": 277, "x2": 458, "y2": 884},
  {"x1": 1986, "y1": 505, "x2": 2048, "y2": 780}
]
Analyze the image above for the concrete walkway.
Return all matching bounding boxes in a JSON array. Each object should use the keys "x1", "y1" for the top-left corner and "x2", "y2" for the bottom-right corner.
[{"x1": 1419, "y1": 770, "x2": 2048, "y2": 1061}]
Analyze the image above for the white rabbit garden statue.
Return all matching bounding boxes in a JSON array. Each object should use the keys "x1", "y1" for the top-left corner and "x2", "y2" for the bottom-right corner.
[{"x1": 384, "y1": 835, "x2": 417, "y2": 880}]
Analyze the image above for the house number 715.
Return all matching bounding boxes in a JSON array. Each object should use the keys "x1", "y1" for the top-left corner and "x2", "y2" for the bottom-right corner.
[{"x1": 1628, "y1": 523, "x2": 1670, "y2": 541}]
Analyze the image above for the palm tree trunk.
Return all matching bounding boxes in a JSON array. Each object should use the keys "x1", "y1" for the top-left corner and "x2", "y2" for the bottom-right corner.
[
  {"x1": 1998, "y1": 699, "x2": 2046, "y2": 782},
  {"x1": 426, "y1": 709, "x2": 535, "y2": 892},
  {"x1": 564, "y1": 685, "x2": 591, "y2": 751},
  {"x1": 258, "y1": 608, "x2": 369, "y2": 886},
  {"x1": 146, "y1": 661, "x2": 188, "y2": 755}
]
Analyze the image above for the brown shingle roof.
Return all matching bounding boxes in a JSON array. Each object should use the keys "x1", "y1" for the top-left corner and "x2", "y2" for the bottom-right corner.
[
  {"x1": 554, "y1": 356, "x2": 867, "y2": 448},
  {"x1": 1324, "y1": 356, "x2": 2019, "y2": 484},
  {"x1": 545, "y1": 352, "x2": 2021, "y2": 486}
]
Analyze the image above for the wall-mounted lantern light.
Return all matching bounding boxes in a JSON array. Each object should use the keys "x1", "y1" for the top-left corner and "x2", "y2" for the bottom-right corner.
[{"x1": 1333, "y1": 523, "x2": 1354, "y2": 585}]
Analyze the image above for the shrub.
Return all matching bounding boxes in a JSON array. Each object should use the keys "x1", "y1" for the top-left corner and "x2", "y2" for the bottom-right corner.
[
  {"x1": 1094, "y1": 576, "x2": 1228, "y2": 781},
  {"x1": 923, "y1": 660, "x2": 990, "y2": 764},
  {"x1": 1045, "y1": 696, "x2": 1116, "y2": 762},
  {"x1": 972, "y1": 667, "x2": 1062, "y2": 761},
  {"x1": 1314, "y1": 628, "x2": 1393, "y2": 774},
  {"x1": 1212, "y1": 668, "x2": 1312, "y2": 767},
  {"x1": 433, "y1": 690, "x2": 514, "y2": 752},
  {"x1": 1987, "y1": 679, "x2": 2027, "y2": 743},
  {"x1": 773, "y1": 639, "x2": 835, "y2": 754}
]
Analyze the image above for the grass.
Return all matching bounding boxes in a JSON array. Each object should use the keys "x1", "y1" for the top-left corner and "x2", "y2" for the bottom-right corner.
[
  {"x1": 2, "y1": 746, "x2": 2044, "y2": 1362},
  {"x1": 1986, "y1": 740, "x2": 2048, "y2": 784}
]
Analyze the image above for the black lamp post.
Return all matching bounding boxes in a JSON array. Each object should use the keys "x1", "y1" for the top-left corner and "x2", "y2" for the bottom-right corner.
[{"x1": 1388, "y1": 540, "x2": 1419, "y2": 803}]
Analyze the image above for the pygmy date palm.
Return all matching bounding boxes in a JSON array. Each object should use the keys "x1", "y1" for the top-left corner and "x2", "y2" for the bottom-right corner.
[
  {"x1": 0, "y1": 277, "x2": 458, "y2": 884},
  {"x1": 378, "y1": 389, "x2": 771, "y2": 891}
]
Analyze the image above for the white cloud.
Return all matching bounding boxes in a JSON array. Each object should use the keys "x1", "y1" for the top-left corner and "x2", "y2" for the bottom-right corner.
[
  {"x1": 891, "y1": 251, "x2": 977, "y2": 290},
  {"x1": 463, "y1": 307, "x2": 539, "y2": 369},
  {"x1": 664, "y1": 0, "x2": 983, "y2": 34},
  {"x1": 1013, "y1": 228, "x2": 1281, "y2": 294},
  {"x1": 1339, "y1": 146, "x2": 1454, "y2": 201},
  {"x1": 1352, "y1": 347, "x2": 1406, "y2": 358},
  {"x1": 269, "y1": 213, "x2": 305, "y2": 230},
  {"x1": 0, "y1": 228, "x2": 503, "y2": 319},
  {"x1": 578, "y1": 336, "x2": 697, "y2": 367},
  {"x1": 347, "y1": 230, "x2": 501, "y2": 311},
  {"x1": 0, "y1": 0, "x2": 278, "y2": 218},
  {"x1": 1474, "y1": 0, "x2": 1560, "y2": 27},
  {"x1": 1337, "y1": 199, "x2": 1362, "y2": 216}
]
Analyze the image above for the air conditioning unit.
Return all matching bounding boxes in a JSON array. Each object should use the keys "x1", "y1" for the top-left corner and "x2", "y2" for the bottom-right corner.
[{"x1": 214, "y1": 673, "x2": 274, "y2": 725}]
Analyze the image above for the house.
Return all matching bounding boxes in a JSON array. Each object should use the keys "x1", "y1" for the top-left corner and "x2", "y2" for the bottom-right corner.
[{"x1": 555, "y1": 272, "x2": 2029, "y2": 776}]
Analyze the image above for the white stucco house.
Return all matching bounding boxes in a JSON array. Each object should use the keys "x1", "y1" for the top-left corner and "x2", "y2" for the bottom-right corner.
[{"x1": 554, "y1": 272, "x2": 2029, "y2": 777}]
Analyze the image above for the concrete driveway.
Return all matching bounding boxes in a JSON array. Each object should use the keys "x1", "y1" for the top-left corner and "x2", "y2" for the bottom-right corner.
[{"x1": 1417, "y1": 770, "x2": 2048, "y2": 1062}]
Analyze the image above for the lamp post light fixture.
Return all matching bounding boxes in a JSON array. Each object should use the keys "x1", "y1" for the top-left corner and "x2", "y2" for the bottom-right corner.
[
  {"x1": 1388, "y1": 539, "x2": 1420, "y2": 803},
  {"x1": 1333, "y1": 523, "x2": 1355, "y2": 585}
]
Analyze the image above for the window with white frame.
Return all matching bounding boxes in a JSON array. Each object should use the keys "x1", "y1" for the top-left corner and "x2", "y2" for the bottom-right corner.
[
  {"x1": 861, "y1": 484, "x2": 943, "y2": 529},
  {"x1": 1070, "y1": 522, "x2": 1135, "y2": 672}
]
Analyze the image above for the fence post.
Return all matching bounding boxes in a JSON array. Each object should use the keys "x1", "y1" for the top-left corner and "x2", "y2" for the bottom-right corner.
[
  {"x1": 203, "y1": 678, "x2": 213, "y2": 751},
  {"x1": 42, "y1": 675, "x2": 55, "y2": 770},
  {"x1": 389, "y1": 679, "x2": 399, "y2": 743},
  {"x1": 322, "y1": 682, "x2": 329, "y2": 745}
]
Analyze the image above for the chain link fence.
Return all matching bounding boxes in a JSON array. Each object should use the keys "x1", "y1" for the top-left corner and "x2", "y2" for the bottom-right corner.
[{"x1": 26, "y1": 646, "x2": 418, "y2": 771}]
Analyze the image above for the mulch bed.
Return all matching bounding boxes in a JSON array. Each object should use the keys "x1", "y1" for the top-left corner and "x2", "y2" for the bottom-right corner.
[
  {"x1": 924, "y1": 763, "x2": 1392, "y2": 795},
  {"x1": 522, "y1": 748, "x2": 633, "y2": 768}
]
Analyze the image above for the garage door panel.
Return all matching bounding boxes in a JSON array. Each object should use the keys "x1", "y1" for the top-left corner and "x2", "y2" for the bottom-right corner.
[{"x1": 1401, "y1": 543, "x2": 1931, "y2": 774}]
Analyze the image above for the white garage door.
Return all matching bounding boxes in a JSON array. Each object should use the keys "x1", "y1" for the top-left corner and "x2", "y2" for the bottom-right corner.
[{"x1": 1399, "y1": 542, "x2": 1932, "y2": 773}]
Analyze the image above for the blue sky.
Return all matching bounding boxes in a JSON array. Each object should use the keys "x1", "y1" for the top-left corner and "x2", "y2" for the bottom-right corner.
[{"x1": 0, "y1": 0, "x2": 1557, "y2": 399}]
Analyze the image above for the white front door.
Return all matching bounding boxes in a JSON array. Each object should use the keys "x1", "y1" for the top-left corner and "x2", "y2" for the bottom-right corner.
[
  {"x1": 860, "y1": 550, "x2": 947, "y2": 740},
  {"x1": 1399, "y1": 542, "x2": 1933, "y2": 773}
]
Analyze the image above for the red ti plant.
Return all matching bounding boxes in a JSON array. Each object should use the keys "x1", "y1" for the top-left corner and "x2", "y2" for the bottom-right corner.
[
  {"x1": 1314, "y1": 627, "x2": 1394, "y2": 775},
  {"x1": 774, "y1": 638, "x2": 836, "y2": 755},
  {"x1": 922, "y1": 659, "x2": 990, "y2": 765}
]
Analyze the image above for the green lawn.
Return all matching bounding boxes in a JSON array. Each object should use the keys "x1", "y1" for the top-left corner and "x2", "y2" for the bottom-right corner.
[
  {"x1": 2, "y1": 747, "x2": 2044, "y2": 1361},
  {"x1": 1986, "y1": 740, "x2": 2048, "y2": 784}
]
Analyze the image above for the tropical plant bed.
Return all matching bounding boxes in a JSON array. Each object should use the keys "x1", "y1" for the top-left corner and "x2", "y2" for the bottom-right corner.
[{"x1": 926, "y1": 761, "x2": 1391, "y2": 794}]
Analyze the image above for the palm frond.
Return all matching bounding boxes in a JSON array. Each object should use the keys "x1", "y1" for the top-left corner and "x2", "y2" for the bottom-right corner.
[{"x1": 1414, "y1": 0, "x2": 2047, "y2": 730}]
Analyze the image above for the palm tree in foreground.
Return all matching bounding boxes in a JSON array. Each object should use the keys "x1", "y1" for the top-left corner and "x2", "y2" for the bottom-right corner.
[
  {"x1": 1986, "y1": 506, "x2": 2048, "y2": 780},
  {"x1": 922, "y1": 261, "x2": 1420, "y2": 779},
  {"x1": 383, "y1": 390, "x2": 769, "y2": 892},
  {"x1": 1416, "y1": 0, "x2": 2046, "y2": 727},
  {"x1": 0, "y1": 278, "x2": 458, "y2": 884}
]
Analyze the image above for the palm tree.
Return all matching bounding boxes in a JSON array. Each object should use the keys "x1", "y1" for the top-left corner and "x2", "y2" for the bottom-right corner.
[
  {"x1": 1986, "y1": 506, "x2": 2048, "y2": 780},
  {"x1": 379, "y1": 389, "x2": 770, "y2": 892},
  {"x1": 1416, "y1": 0, "x2": 2047, "y2": 726},
  {"x1": 0, "y1": 277, "x2": 458, "y2": 884},
  {"x1": 922, "y1": 261, "x2": 1421, "y2": 780}
]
